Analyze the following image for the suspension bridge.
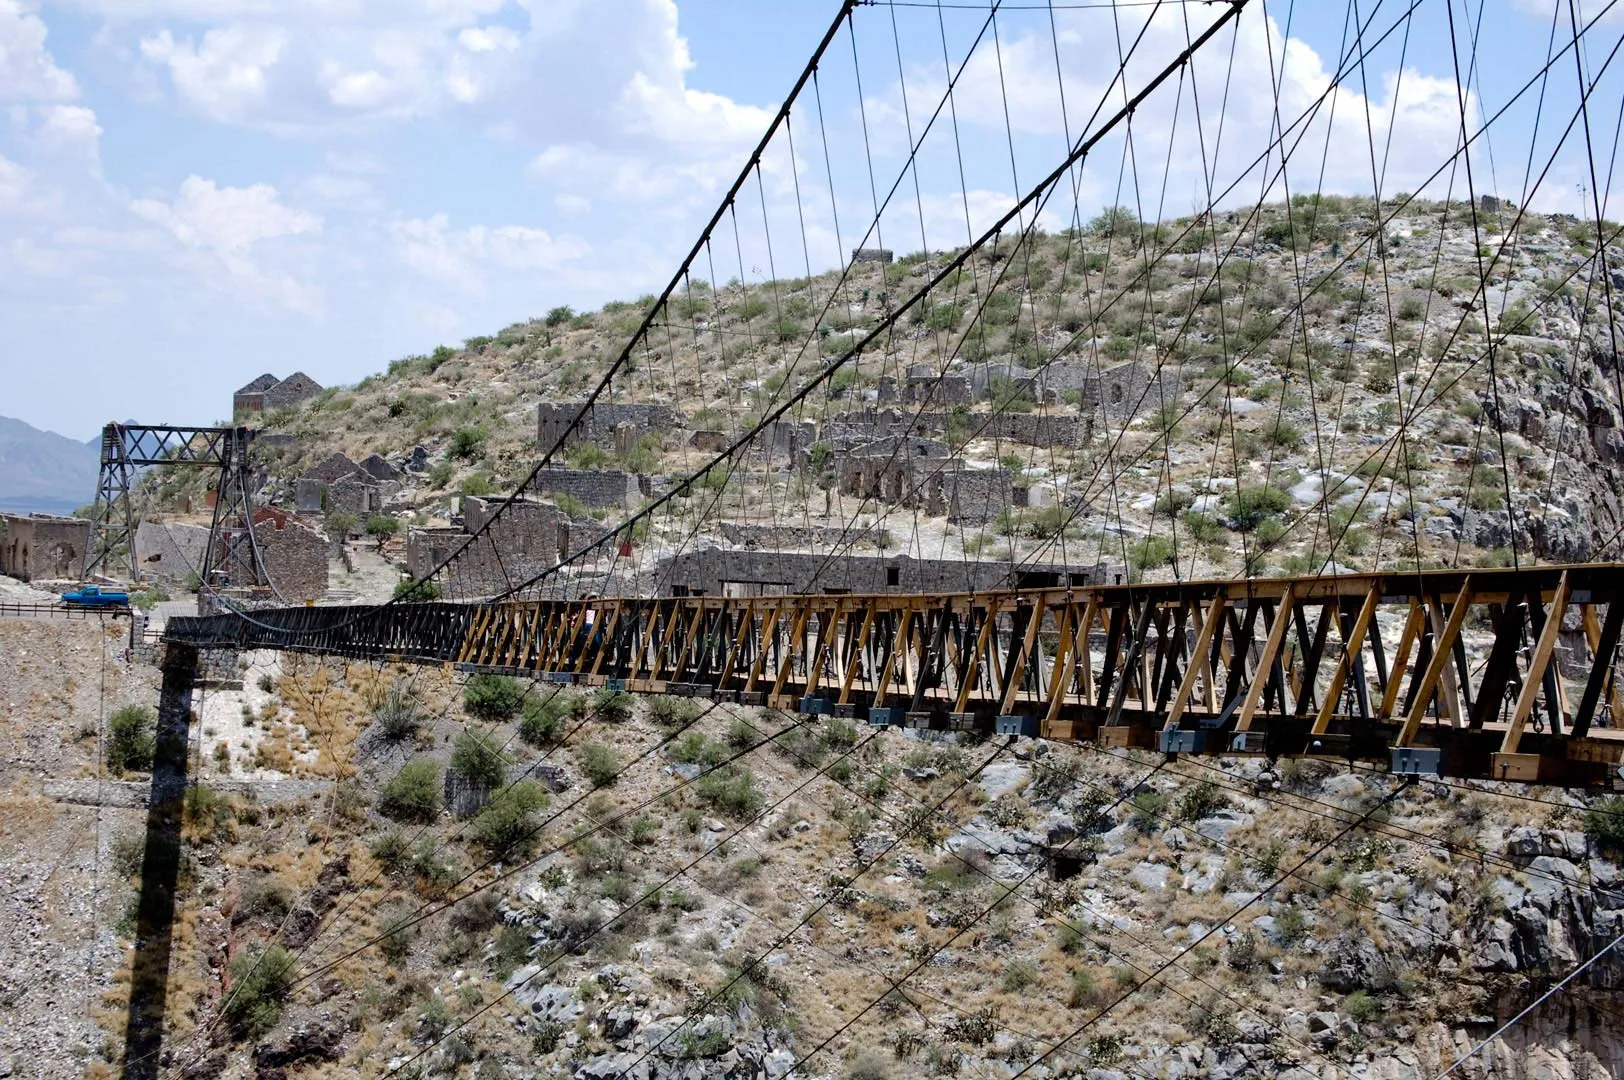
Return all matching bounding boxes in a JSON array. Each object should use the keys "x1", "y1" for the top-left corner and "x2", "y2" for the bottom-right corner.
[{"x1": 72, "y1": 0, "x2": 1624, "y2": 1075}]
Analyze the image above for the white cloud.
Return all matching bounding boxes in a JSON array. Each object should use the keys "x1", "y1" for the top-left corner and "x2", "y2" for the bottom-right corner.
[
  {"x1": 29, "y1": 104, "x2": 102, "y2": 164},
  {"x1": 140, "y1": 24, "x2": 285, "y2": 123},
  {"x1": 457, "y1": 25, "x2": 519, "y2": 53},
  {"x1": 0, "y1": 152, "x2": 27, "y2": 207},
  {"x1": 131, "y1": 174, "x2": 320, "y2": 250},
  {"x1": 0, "y1": 0, "x2": 78, "y2": 102},
  {"x1": 391, "y1": 212, "x2": 590, "y2": 291}
]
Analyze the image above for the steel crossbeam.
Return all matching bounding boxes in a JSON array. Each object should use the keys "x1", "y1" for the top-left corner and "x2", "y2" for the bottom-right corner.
[{"x1": 164, "y1": 564, "x2": 1624, "y2": 787}]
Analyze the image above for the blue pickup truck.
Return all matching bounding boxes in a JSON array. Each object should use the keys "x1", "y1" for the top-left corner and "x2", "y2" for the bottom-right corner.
[{"x1": 61, "y1": 585, "x2": 130, "y2": 608}]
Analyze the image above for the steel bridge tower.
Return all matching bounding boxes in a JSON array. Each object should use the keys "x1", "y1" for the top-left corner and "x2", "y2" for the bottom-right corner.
[{"x1": 81, "y1": 423, "x2": 268, "y2": 591}]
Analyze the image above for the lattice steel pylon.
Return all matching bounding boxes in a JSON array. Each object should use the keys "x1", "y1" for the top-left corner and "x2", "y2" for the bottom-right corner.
[{"x1": 82, "y1": 423, "x2": 267, "y2": 591}]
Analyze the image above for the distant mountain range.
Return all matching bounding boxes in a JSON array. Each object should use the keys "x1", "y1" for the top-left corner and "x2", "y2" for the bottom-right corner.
[{"x1": 0, "y1": 416, "x2": 99, "y2": 516}]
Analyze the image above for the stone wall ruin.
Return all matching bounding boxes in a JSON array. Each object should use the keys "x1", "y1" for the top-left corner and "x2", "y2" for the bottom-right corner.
[{"x1": 0, "y1": 513, "x2": 91, "y2": 582}]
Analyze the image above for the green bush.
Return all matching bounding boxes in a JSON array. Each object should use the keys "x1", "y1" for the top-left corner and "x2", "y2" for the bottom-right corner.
[
  {"x1": 393, "y1": 576, "x2": 443, "y2": 601},
  {"x1": 1175, "y1": 779, "x2": 1230, "y2": 822},
  {"x1": 1184, "y1": 510, "x2": 1223, "y2": 543},
  {"x1": 365, "y1": 515, "x2": 401, "y2": 540},
  {"x1": 697, "y1": 766, "x2": 766, "y2": 820},
  {"x1": 670, "y1": 732, "x2": 727, "y2": 767},
  {"x1": 223, "y1": 944, "x2": 297, "y2": 1039},
  {"x1": 578, "y1": 742, "x2": 621, "y2": 788},
  {"x1": 1129, "y1": 790, "x2": 1167, "y2": 833},
  {"x1": 370, "y1": 830, "x2": 411, "y2": 875},
  {"x1": 1227, "y1": 486, "x2": 1291, "y2": 531},
  {"x1": 649, "y1": 696, "x2": 702, "y2": 730},
  {"x1": 107, "y1": 705, "x2": 156, "y2": 774},
  {"x1": 379, "y1": 759, "x2": 443, "y2": 823},
  {"x1": 380, "y1": 911, "x2": 416, "y2": 965},
  {"x1": 1129, "y1": 536, "x2": 1175, "y2": 574},
  {"x1": 372, "y1": 688, "x2": 424, "y2": 744},
  {"x1": 237, "y1": 873, "x2": 292, "y2": 921},
  {"x1": 1585, "y1": 797, "x2": 1624, "y2": 860},
  {"x1": 464, "y1": 674, "x2": 527, "y2": 722},
  {"x1": 594, "y1": 689, "x2": 634, "y2": 723},
  {"x1": 1264, "y1": 419, "x2": 1304, "y2": 449},
  {"x1": 519, "y1": 693, "x2": 573, "y2": 747},
  {"x1": 473, "y1": 780, "x2": 549, "y2": 858},
  {"x1": 451, "y1": 728, "x2": 508, "y2": 789},
  {"x1": 449, "y1": 425, "x2": 488, "y2": 460}
]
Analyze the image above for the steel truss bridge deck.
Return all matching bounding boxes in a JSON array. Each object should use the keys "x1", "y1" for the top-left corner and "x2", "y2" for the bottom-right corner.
[{"x1": 166, "y1": 565, "x2": 1624, "y2": 787}]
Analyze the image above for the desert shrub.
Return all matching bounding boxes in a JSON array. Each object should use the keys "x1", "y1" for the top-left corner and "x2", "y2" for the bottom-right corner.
[
  {"x1": 464, "y1": 674, "x2": 527, "y2": 722},
  {"x1": 393, "y1": 576, "x2": 443, "y2": 601},
  {"x1": 1184, "y1": 510, "x2": 1223, "y2": 543},
  {"x1": 223, "y1": 945, "x2": 297, "y2": 1040},
  {"x1": 649, "y1": 696, "x2": 702, "y2": 731},
  {"x1": 1585, "y1": 797, "x2": 1624, "y2": 860},
  {"x1": 519, "y1": 694, "x2": 572, "y2": 747},
  {"x1": 107, "y1": 705, "x2": 156, "y2": 774},
  {"x1": 184, "y1": 784, "x2": 236, "y2": 842},
  {"x1": 110, "y1": 833, "x2": 145, "y2": 878},
  {"x1": 370, "y1": 830, "x2": 411, "y2": 875},
  {"x1": 577, "y1": 743, "x2": 621, "y2": 788},
  {"x1": 237, "y1": 873, "x2": 292, "y2": 921},
  {"x1": 449, "y1": 425, "x2": 488, "y2": 459},
  {"x1": 1001, "y1": 960, "x2": 1037, "y2": 992},
  {"x1": 1344, "y1": 988, "x2": 1379, "y2": 1022},
  {"x1": 1129, "y1": 535, "x2": 1175, "y2": 574},
  {"x1": 697, "y1": 766, "x2": 766, "y2": 820},
  {"x1": 593, "y1": 689, "x2": 635, "y2": 723},
  {"x1": 1276, "y1": 905, "x2": 1309, "y2": 945},
  {"x1": 846, "y1": 1049, "x2": 893, "y2": 1080},
  {"x1": 1128, "y1": 790, "x2": 1167, "y2": 833},
  {"x1": 670, "y1": 732, "x2": 727, "y2": 767},
  {"x1": 451, "y1": 729, "x2": 508, "y2": 789},
  {"x1": 379, "y1": 759, "x2": 443, "y2": 823},
  {"x1": 380, "y1": 910, "x2": 416, "y2": 965},
  {"x1": 1067, "y1": 967, "x2": 1108, "y2": 1008},
  {"x1": 473, "y1": 780, "x2": 549, "y2": 858},
  {"x1": 1227, "y1": 485, "x2": 1291, "y2": 530},
  {"x1": 1264, "y1": 419, "x2": 1304, "y2": 448},
  {"x1": 373, "y1": 688, "x2": 424, "y2": 744},
  {"x1": 1228, "y1": 928, "x2": 1261, "y2": 971},
  {"x1": 822, "y1": 717, "x2": 859, "y2": 752},
  {"x1": 1175, "y1": 779, "x2": 1230, "y2": 822}
]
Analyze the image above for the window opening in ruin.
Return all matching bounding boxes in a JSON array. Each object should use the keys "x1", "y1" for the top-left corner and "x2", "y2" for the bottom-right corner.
[{"x1": 886, "y1": 567, "x2": 901, "y2": 587}]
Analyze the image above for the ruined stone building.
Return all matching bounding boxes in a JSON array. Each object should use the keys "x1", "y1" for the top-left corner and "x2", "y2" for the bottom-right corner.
[
  {"x1": 226, "y1": 509, "x2": 329, "y2": 602},
  {"x1": 528, "y1": 468, "x2": 643, "y2": 510},
  {"x1": 1042, "y1": 359, "x2": 1181, "y2": 420},
  {"x1": 656, "y1": 550, "x2": 1118, "y2": 597},
  {"x1": 836, "y1": 439, "x2": 1013, "y2": 527},
  {"x1": 134, "y1": 520, "x2": 211, "y2": 585},
  {"x1": 536, "y1": 402, "x2": 678, "y2": 452},
  {"x1": 0, "y1": 513, "x2": 91, "y2": 582},
  {"x1": 406, "y1": 496, "x2": 570, "y2": 599},
  {"x1": 293, "y1": 452, "x2": 399, "y2": 519},
  {"x1": 826, "y1": 407, "x2": 1087, "y2": 449},
  {"x1": 233, "y1": 372, "x2": 323, "y2": 416}
]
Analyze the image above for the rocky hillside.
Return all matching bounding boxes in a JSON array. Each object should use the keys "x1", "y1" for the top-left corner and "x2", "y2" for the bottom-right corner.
[
  {"x1": 2, "y1": 635, "x2": 1620, "y2": 1079},
  {"x1": 207, "y1": 193, "x2": 1624, "y2": 584}
]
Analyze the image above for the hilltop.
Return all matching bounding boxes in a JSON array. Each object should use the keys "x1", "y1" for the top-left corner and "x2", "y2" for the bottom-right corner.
[{"x1": 208, "y1": 193, "x2": 1624, "y2": 591}]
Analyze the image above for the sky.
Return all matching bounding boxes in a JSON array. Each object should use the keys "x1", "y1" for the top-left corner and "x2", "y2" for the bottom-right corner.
[{"x1": 1, "y1": 0, "x2": 1619, "y2": 440}]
